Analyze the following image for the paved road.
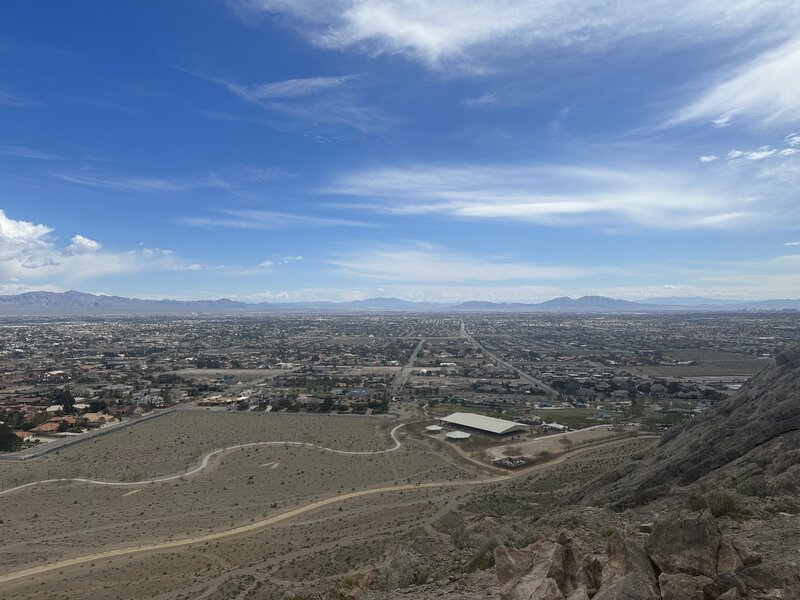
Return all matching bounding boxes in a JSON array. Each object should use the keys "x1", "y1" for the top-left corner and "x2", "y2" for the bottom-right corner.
[
  {"x1": 461, "y1": 321, "x2": 557, "y2": 400},
  {"x1": 0, "y1": 435, "x2": 650, "y2": 587},
  {"x1": 0, "y1": 423, "x2": 407, "y2": 497},
  {"x1": 0, "y1": 408, "x2": 177, "y2": 462},
  {"x1": 391, "y1": 338, "x2": 425, "y2": 393}
]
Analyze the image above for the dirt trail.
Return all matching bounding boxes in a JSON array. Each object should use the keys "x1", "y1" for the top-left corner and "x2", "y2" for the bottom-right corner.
[
  {"x1": 0, "y1": 423, "x2": 406, "y2": 497},
  {"x1": 0, "y1": 436, "x2": 650, "y2": 587}
]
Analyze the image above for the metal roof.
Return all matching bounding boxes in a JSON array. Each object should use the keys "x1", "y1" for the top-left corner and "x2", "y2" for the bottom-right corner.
[{"x1": 440, "y1": 412, "x2": 529, "y2": 435}]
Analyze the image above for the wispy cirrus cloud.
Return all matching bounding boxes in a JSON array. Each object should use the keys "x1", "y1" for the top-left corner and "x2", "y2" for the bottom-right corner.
[
  {"x1": 176, "y1": 67, "x2": 391, "y2": 132},
  {"x1": 234, "y1": 0, "x2": 798, "y2": 71},
  {"x1": 325, "y1": 162, "x2": 761, "y2": 230},
  {"x1": 228, "y1": 75, "x2": 357, "y2": 100},
  {"x1": 670, "y1": 38, "x2": 800, "y2": 127},
  {"x1": 0, "y1": 90, "x2": 36, "y2": 107},
  {"x1": 183, "y1": 209, "x2": 375, "y2": 230},
  {"x1": 0, "y1": 144, "x2": 63, "y2": 160},
  {"x1": 54, "y1": 171, "x2": 230, "y2": 193},
  {"x1": 328, "y1": 241, "x2": 587, "y2": 283}
]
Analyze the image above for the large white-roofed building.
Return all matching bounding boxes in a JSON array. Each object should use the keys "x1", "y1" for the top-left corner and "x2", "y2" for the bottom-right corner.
[{"x1": 439, "y1": 412, "x2": 530, "y2": 436}]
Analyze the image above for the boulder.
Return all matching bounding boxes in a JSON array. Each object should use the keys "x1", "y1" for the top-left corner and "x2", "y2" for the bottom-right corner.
[
  {"x1": 565, "y1": 586, "x2": 590, "y2": 600},
  {"x1": 738, "y1": 563, "x2": 784, "y2": 592},
  {"x1": 717, "y1": 537, "x2": 744, "y2": 573},
  {"x1": 645, "y1": 510, "x2": 721, "y2": 577},
  {"x1": 658, "y1": 572, "x2": 714, "y2": 600},
  {"x1": 497, "y1": 534, "x2": 601, "y2": 600},
  {"x1": 732, "y1": 537, "x2": 761, "y2": 566},
  {"x1": 717, "y1": 589, "x2": 743, "y2": 600},
  {"x1": 497, "y1": 541, "x2": 568, "y2": 600},
  {"x1": 593, "y1": 532, "x2": 659, "y2": 600},
  {"x1": 496, "y1": 545, "x2": 540, "y2": 585},
  {"x1": 506, "y1": 577, "x2": 564, "y2": 600}
]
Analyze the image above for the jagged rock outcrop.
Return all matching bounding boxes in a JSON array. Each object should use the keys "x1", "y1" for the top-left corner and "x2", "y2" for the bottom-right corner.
[
  {"x1": 495, "y1": 511, "x2": 799, "y2": 600},
  {"x1": 577, "y1": 344, "x2": 800, "y2": 509},
  {"x1": 495, "y1": 532, "x2": 600, "y2": 600},
  {"x1": 593, "y1": 532, "x2": 659, "y2": 600}
]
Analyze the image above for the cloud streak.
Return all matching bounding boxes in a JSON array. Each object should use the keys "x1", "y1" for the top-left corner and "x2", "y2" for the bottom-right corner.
[
  {"x1": 177, "y1": 68, "x2": 391, "y2": 132},
  {"x1": 670, "y1": 38, "x2": 800, "y2": 127},
  {"x1": 235, "y1": 1, "x2": 799, "y2": 71},
  {"x1": 0, "y1": 144, "x2": 63, "y2": 160},
  {"x1": 54, "y1": 171, "x2": 229, "y2": 193},
  {"x1": 328, "y1": 242, "x2": 587, "y2": 283},
  {"x1": 325, "y1": 162, "x2": 761, "y2": 230},
  {"x1": 183, "y1": 209, "x2": 375, "y2": 230}
]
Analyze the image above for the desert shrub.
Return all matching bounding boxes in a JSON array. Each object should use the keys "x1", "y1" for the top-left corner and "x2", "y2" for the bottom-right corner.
[
  {"x1": 598, "y1": 526, "x2": 616, "y2": 538},
  {"x1": 687, "y1": 492, "x2": 747, "y2": 518},
  {"x1": 462, "y1": 542, "x2": 496, "y2": 573},
  {"x1": 738, "y1": 476, "x2": 768, "y2": 498}
]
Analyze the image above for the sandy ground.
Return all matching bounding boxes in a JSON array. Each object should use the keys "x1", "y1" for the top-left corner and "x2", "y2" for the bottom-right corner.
[
  {"x1": 0, "y1": 410, "x2": 655, "y2": 600},
  {"x1": 0, "y1": 413, "x2": 480, "y2": 571},
  {"x1": 486, "y1": 425, "x2": 631, "y2": 460}
]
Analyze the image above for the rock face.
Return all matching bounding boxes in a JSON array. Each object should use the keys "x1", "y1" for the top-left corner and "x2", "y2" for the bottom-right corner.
[
  {"x1": 494, "y1": 532, "x2": 598, "y2": 600},
  {"x1": 495, "y1": 511, "x2": 799, "y2": 600},
  {"x1": 593, "y1": 533, "x2": 659, "y2": 600},
  {"x1": 579, "y1": 344, "x2": 800, "y2": 508},
  {"x1": 645, "y1": 510, "x2": 721, "y2": 577}
]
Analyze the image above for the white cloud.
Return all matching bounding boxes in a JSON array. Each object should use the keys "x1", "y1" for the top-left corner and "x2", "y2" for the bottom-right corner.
[
  {"x1": 0, "y1": 144, "x2": 63, "y2": 160},
  {"x1": 326, "y1": 162, "x2": 758, "y2": 230},
  {"x1": 787, "y1": 133, "x2": 800, "y2": 147},
  {"x1": 328, "y1": 242, "x2": 587, "y2": 283},
  {"x1": 177, "y1": 67, "x2": 391, "y2": 132},
  {"x1": 722, "y1": 135, "x2": 800, "y2": 162},
  {"x1": 232, "y1": 75, "x2": 357, "y2": 100},
  {"x1": 235, "y1": 1, "x2": 798, "y2": 71},
  {"x1": 0, "y1": 90, "x2": 35, "y2": 107},
  {"x1": 699, "y1": 155, "x2": 719, "y2": 163},
  {"x1": 671, "y1": 38, "x2": 800, "y2": 127},
  {"x1": 784, "y1": 241, "x2": 800, "y2": 246},
  {"x1": 65, "y1": 234, "x2": 102, "y2": 255},
  {"x1": 727, "y1": 147, "x2": 777, "y2": 161},
  {"x1": 183, "y1": 209, "x2": 374, "y2": 230},
  {"x1": 54, "y1": 171, "x2": 229, "y2": 193},
  {"x1": 0, "y1": 209, "x2": 188, "y2": 284}
]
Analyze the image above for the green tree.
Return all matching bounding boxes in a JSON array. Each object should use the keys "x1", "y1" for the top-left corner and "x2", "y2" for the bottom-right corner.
[
  {"x1": 49, "y1": 388, "x2": 75, "y2": 413},
  {"x1": 0, "y1": 423, "x2": 21, "y2": 452}
]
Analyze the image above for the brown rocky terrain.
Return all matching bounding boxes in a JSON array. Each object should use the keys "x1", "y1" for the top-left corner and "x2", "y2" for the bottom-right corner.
[
  {"x1": 579, "y1": 344, "x2": 800, "y2": 509},
  {"x1": 366, "y1": 344, "x2": 800, "y2": 600}
]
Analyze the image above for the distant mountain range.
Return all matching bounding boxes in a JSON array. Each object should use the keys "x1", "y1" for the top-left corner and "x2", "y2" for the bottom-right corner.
[{"x1": 0, "y1": 290, "x2": 798, "y2": 315}]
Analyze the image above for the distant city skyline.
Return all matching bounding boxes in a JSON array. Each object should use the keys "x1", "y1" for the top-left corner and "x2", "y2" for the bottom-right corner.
[{"x1": 1, "y1": 1, "x2": 800, "y2": 302}]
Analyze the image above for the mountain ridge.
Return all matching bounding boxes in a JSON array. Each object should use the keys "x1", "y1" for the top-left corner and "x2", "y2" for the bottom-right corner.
[{"x1": 0, "y1": 290, "x2": 798, "y2": 314}]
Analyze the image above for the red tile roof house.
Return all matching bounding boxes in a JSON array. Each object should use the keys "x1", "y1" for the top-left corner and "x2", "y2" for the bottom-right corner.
[{"x1": 29, "y1": 421, "x2": 61, "y2": 435}]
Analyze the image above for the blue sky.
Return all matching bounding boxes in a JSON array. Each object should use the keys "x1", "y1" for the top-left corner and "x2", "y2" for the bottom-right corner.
[{"x1": 1, "y1": 0, "x2": 799, "y2": 302}]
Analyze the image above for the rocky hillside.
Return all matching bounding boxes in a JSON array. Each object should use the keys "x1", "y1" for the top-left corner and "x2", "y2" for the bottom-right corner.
[
  {"x1": 580, "y1": 343, "x2": 800, "y2": 509},
  {"x1": 492, "y1": 510, "x2": 799, "y2": 599},
  {"x1": 321, "y1": 345, "x2": 800, "y2": 600}
]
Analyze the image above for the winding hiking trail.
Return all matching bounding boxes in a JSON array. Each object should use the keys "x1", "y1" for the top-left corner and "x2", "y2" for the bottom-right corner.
[
  {"x1": 0, "y1": 423, "x2": 406, "y2": 498},
  {"x1": 0, "y1": 435, "x2": 654, "y2": 587}
]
